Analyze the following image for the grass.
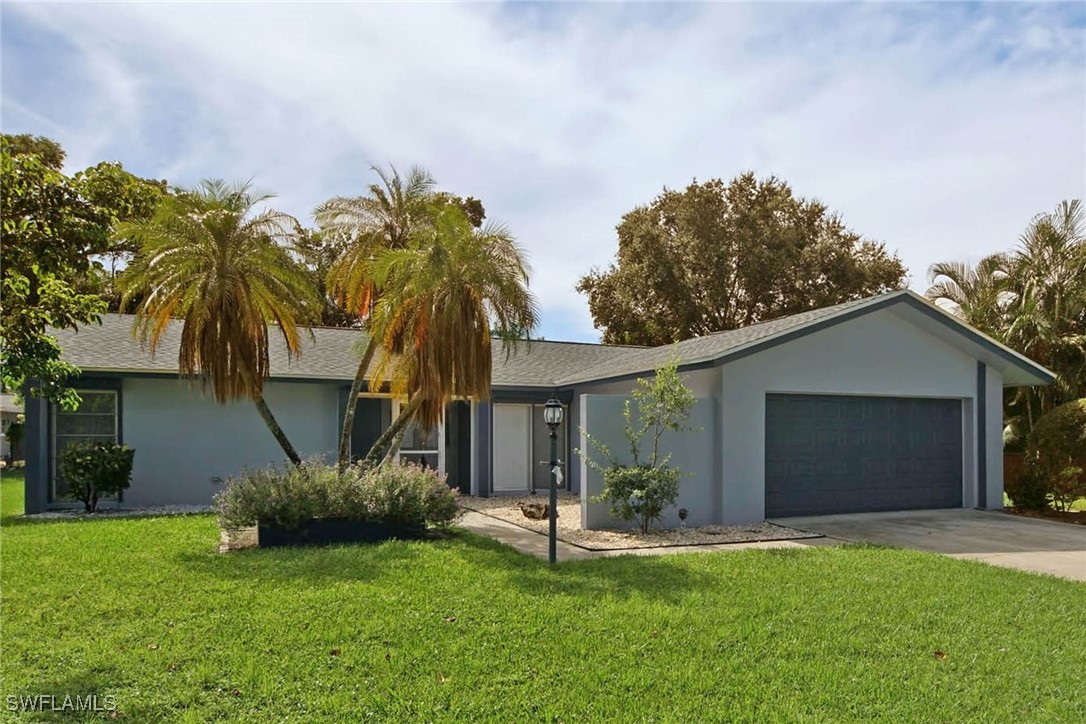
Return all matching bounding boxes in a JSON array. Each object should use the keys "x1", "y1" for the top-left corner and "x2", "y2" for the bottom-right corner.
[{"x1": 2, "y1": 479, "x2": 1085, "y2": 722}]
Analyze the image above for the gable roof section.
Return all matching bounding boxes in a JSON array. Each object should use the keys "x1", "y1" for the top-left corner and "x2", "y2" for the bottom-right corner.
[{"x1": 555, "y1": 290, "x2": 1055, "y2": 387}]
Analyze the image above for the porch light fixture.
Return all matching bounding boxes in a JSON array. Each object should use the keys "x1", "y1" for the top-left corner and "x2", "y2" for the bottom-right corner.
[
  {"x1": 543, "y1": 397, "x2": 563, "y2": 564},
  {"x1": 543, "y1": 397, "x2": 563, "y2": 427}
]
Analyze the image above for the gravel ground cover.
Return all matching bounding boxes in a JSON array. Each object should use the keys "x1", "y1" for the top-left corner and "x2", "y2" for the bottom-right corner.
[{"x1": 460, "y1": 494, "x2": 820, "y2": 550}]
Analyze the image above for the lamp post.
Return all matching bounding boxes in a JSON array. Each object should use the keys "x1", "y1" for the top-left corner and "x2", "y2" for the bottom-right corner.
[{"x1": 543, "y1": 397, "x2": 563, "y2": 565}]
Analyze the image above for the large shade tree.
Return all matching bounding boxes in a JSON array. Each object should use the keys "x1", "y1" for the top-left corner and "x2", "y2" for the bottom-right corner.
[
  {"x1": 578, "y1": 173, "x2": 907, "y2": 346},
  {"x1": 1, "y1": 133, "x2": 164, "y2": 408},
  {"x1": 362, "y1": 203, "x2": 538, "y2": 466},
  {"x1": 118, "y1": 180, "x2": 318, "y2": 464}
]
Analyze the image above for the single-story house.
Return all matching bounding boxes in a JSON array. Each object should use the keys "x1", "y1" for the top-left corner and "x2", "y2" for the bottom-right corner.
[{"x1": 22, "y1": 290, "x2": 1052, "y2": 527}]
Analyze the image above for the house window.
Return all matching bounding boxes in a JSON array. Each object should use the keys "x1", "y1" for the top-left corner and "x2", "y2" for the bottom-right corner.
[
  {"x1": 393, "y1": 400, "x2": 444, "y2": 473},
  {"x1": 51, "y1": 390, "x2": 118, "y2": 500}
]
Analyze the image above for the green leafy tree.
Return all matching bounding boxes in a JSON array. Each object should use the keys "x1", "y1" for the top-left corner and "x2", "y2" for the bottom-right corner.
[
  {"x1": 2, "y1": 135, "x2": 104, "y2": 407},
  {"x1": 1, "y1": 134, "x2": 165, "y2": 407},
  {"x1": 1, "y1": 134, "x2": 66, "y2": 169},
  {"x1": 578, "y1": 173, "x2": 907, "y2": 346},
  {"x1": 292, "y1": 225, "x2": 363, "y2": 329},
  {"x1": 118, "y1": 180, "x2": 319, "y2": 464},
  {"x1": 582, "y1": 354, "x2": 696, "y2": 532},
  {"x1": 1025, "y1": 399, "x2": 1086, "y2": 512},
  {"x1": 59, "y1": 441, "x2": 135, "y2": 513},
  {"x1": 362, "y1": 202, "x2": 538, "y2": 466}
]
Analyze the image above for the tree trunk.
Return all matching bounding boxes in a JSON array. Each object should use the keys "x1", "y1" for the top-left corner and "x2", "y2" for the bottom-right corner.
[
  {"x1": 254, "y1": 394, "x2": 302, "y2": 465},
  {"x1": 338, "y1": 336, "x2": 379, "y2": 474},
  {"x1": 380, "y1": 425, "x2": 408, "y2": 466},
  {"x1": 363, "y1": 395, "x2": 422, "y2": 468}
]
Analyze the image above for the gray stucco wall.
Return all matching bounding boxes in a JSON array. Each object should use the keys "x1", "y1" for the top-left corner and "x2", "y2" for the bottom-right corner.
[
  {"x1": 578, "y1": 393, "x2": 717, "y2": 530},
  {"x1": 718, "y1": 308, "x2": 988, "y2": 524},
  {"x1": 122, "y1": 378, "x2": 340, "y2": 506}
]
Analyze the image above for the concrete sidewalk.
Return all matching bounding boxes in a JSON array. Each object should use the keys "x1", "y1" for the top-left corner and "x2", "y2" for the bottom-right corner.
[{"x1": 457, "y1": 510, "x2": 835, "y2": 561}]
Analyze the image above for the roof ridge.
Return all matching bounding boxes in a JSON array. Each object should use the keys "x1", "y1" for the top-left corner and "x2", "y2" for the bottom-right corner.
[{"x1": 96, "y1": 313, "x2": 640, "y2": 348}]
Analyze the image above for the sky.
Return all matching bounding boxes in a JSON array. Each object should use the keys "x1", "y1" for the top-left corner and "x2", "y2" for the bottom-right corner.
[{"x1": 2, "y1": 1, "x2": 1084, "y2": 342}]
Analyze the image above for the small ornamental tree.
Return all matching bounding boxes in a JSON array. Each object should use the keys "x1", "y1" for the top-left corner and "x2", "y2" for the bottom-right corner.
[
  {"x1": 59, "y1": 442, "x2": 135, "y2": 512},
  {"x1": 583, "y1": 353, "x2": 696, "y2": 533}
]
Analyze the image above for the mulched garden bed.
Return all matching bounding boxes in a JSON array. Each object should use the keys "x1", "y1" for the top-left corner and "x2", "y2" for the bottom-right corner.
[{"x1": 1004, "y1": 508, "x2": 1085, "y2": 526}]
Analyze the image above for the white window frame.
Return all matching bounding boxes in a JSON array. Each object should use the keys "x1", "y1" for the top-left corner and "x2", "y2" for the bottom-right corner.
[
  {"x1": 51, "y1": 390, "x2": 119, "y2": 502},
  {"x1": 392, "y1": 399, "x2": 445, "y2": 474}
]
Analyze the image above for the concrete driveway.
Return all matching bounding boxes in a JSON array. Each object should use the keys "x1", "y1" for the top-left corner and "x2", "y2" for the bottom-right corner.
[{"x1": 773, "y1": 509, "x2": 1086, "y2": 582}]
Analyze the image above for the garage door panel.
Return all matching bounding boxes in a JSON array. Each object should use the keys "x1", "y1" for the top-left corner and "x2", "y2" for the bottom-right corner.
[{"x1": 765, "y1": 394, "x2": 963, "y2": 517}]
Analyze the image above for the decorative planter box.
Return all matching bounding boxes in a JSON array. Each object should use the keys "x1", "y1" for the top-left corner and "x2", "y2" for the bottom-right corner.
[{"x1": 257, "y1": 518, "x2": 426, "y2": 548}]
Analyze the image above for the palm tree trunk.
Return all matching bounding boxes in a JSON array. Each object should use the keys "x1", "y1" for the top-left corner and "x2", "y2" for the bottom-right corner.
[
  {"x1": 338, "y1": 336, "x2": 379, "y2": 474},
  {"x1": 254, "y1": 394, "x2": 302, "y2": 465},
  {"x1": 381, "y1": 426, "x2": 408, "y2": 466},
  {"x1": 364, "y1": 395, "x2": 422, "y2": 468}
]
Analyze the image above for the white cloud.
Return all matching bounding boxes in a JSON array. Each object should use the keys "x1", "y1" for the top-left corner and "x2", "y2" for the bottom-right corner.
[{"x1": 3, "y1": 2, "x2": 1083, "y2": 340}]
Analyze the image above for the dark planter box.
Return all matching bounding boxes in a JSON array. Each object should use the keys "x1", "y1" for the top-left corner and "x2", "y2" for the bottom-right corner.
[{"x1": 257, "y1": 518, "x2": 426, "y2": 548}]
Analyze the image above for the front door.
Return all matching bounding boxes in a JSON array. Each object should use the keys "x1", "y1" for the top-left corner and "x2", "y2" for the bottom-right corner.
[{"x1": 393, "y1": 400, "x2": 445, "y2": 474}]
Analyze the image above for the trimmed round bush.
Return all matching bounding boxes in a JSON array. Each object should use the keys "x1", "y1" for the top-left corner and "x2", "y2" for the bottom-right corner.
[{"x1": 59, "y1": 441, "x2": 135, "y2": 512}]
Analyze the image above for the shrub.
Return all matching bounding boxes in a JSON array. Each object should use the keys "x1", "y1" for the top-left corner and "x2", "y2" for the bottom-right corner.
[
  {"x1": 358, "y1": 462, "x2": 460, "y2": 528},
  {"x1": 597, "y1": 465, "x2": 681, "y2": 534},
  {"x1": 1025, "y1": 398, "x2": 1086, "y2": 511},
  {"x1": 215, "y1": 459, "x2": 343, "y2": 530},
  {"x1": 1005, "y1": 466, "x2": 1050, "y2": 511},
  {"x1": 59, "y1": 442, "x2": 135, "y2": 512},
  {"x1": 215, "y1": 459, "x2": 460, "y2": 530}
]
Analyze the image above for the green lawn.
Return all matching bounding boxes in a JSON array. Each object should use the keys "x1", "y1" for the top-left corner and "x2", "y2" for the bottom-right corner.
[{"x1": 2, "y1": 478, "x2": 1085, "y2": 722}]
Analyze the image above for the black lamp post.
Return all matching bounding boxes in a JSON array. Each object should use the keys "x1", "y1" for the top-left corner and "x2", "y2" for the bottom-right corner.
[{"x1": 543, "y1": 397, "x2": 563, "y2": 565}]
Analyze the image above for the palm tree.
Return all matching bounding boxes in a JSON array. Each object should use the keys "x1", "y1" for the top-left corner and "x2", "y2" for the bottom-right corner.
[
  {"x1": 314, "y1": 166, "x2": 436, "y2": 472},
  {"x1": 925, "y1": 253, "x2": 1011, "y2": 334},
  {"x1": 118, "y1": 179, "x2": 319, "y2": 464},
  {"x1": 1004, "y1": 199, "x2": 1086, "y2": 429},
  {"x1": 362, "y1": 203, "x2": 539, "y2": 466}
]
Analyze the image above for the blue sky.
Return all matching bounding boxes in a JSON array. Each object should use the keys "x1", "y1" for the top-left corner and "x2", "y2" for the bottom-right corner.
[{"x1": 3, "y1": 2, "x2": 1084, "y2": 342}]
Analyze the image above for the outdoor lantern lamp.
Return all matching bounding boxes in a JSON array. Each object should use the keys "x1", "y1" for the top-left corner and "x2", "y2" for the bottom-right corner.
[{"x1": 543, "y1": 397, "x2": 563, "y2": 564}]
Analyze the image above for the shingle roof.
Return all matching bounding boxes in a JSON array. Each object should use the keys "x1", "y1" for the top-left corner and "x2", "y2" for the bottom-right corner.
[
  {"x1": 553, "y1": 294, "x2": 887, "y2": 385},
  {"x1": 50, "y1": 290, "x2": 1054, "y2": 389},
  {"x1": 51, "y1": 315, "x2": 642, "y2": 388},
  {"x1": 51, "y1": 315, "x2": 376, "y2": 381}
]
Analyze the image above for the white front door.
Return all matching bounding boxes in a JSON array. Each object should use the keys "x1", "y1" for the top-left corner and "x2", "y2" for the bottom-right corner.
[
  {"x1": 393, "y1": 400, "x2": 445, "y2": 474},
  {"x1": 493, "y1": 404, "x2": 532, "y2": 492}
]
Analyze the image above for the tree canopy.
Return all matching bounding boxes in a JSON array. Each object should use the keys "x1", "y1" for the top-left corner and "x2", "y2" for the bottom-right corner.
[
  {"x1": 578, "y1": 173, "x2": 907, "y2": 346},
  {"x1": 0, "y1": 134, "x2": 165, "y2": 407},
  {"x1": 927, "y1": 199, "x2": 1086, "y2": 441}
]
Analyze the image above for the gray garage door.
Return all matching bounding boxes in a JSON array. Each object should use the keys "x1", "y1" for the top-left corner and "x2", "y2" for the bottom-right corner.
[{"x1": 765, "y1": 394, "x2": 962, "y2": 517}]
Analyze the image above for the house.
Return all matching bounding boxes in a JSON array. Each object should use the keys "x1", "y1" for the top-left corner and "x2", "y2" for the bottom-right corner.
[{"x1": 22, "y1": 290, "x2": 1052, "y2": 527}]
